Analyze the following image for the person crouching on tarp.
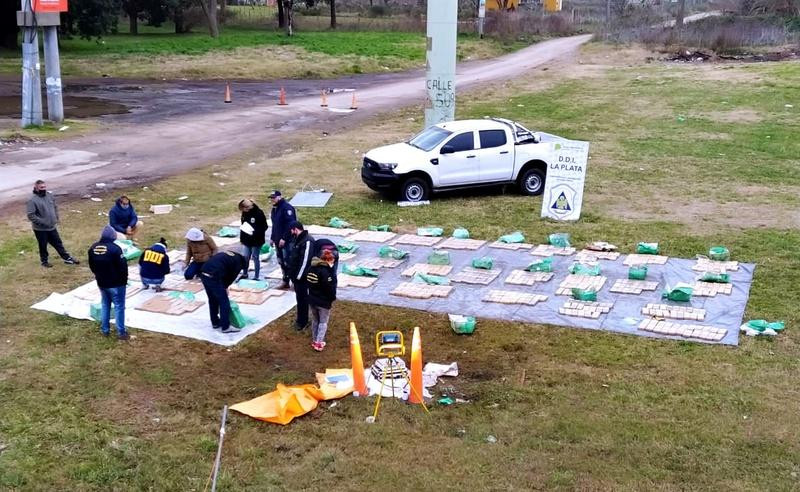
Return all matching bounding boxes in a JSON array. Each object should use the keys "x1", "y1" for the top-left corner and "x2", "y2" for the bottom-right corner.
[
  {"x1": 139, "y1": 238, "x2": 170, "y2": 292},
  {"x1": 183, "y1": 228, "x2": 218, "y2": 280}
]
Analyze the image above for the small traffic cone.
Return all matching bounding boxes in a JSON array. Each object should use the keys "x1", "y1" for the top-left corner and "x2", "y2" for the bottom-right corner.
[
  {"x1": 408, "y1": 327, "x2": 424, "y2": 404},
  {"x1": 224, "y1": 83, "x2": 232, "y2": 103},
  {"x1": 278, "y1": 87, "x2": 288, "y2": 106},
  {"x1": 349, "y1": 91, "x2": 358, "y2": 110},
  {"x1": 350, "y1": 322, "x2": 367, "y2": 397},
  {"x1": 320, "y1": 90, "x2": 328, "y2": 108}
]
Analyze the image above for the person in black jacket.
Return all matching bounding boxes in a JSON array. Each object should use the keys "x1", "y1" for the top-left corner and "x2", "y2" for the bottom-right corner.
[
  {"x1": 268, "y1": 190, "x2": 296, "y2": 289},
  {"x1": 87, "y1": 225, "x2": 129, "y2": 340},
  {"x1": 238, "y1": 199, "x2": 268, "y2": 280},
  {"x1": 306, "y1": 249, "x2": 337, "y2": 352},
  {"x1": 313, "y1": 237, "x2": 339, "y2": 289},
  {"x1": 286, "y1": 221, "x2": 314, "y2": 331},
  {"x1": 200, "y1": 251, "x2": 247, "y2": 334}
]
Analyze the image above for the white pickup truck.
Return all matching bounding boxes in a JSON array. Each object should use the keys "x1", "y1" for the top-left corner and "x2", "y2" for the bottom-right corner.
[{"x1": 361, "y1": 118, "x2": 563, "y2": 202}]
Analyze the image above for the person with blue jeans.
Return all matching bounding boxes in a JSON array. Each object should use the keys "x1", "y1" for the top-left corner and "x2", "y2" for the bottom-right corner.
[
  {"x1": 200, "y1": 251, "x2": 247, "y2": 334},
  {"x1": 88, "y1": 225, "x2": 129, "y2": 340},
  {"x1": 139, "y1": 238, "x2": 170, "y2": 291},
  {"x1": 238, "y1": 199, "x2": 268, "y2": 280}
]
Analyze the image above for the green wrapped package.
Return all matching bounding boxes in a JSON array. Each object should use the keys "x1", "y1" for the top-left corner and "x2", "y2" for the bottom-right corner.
[
  {"x1": 499, "y1": 231, "x2": 525, "y2": 244},
  {"x1": 700, "y1": 272, "x2": 730, "y2": 283},
  {"x1": 229, "y1": 301, "x2": 258, "y2": 329},
  {"x1": 449, "y1": 314, "x2": 476, "y2": 335},
  {"x1": 342, "y1": 265, "x2": 379, "y2": 277},
  {"x1": 237, "y1": 279, "x2": 269, "y2": 290},
  {"x1": 90, "y1": 303, "x2": 115, "y2": 322},
  {"x1": 216, "y1": 226, "x2": 239, "y2": 238},
  {"x1": 259, "y1": 243, "x2": 272, "y2": 255},
  {"x1": 526, "y1": 258, "x2": 553, "y2": 272},
  {"x1": 709, "y1": 246, "x2": 730, "y2": 261},
  {"x1": 378, "y1": 245, "x2": 408, "y2": 259},
  {"x1": 336, "y1": 241, "x2": 359, "y2": 253},
  {"x1": 548, "y1": 233, "x2": 571, "y2": 248},
  {"x1": 168, "y1": 291, "x2": 196, "y2": 301},
  {"x1": 628, "y1": 265, "x2": 648, "y2": 280},
  {"x1": 417, "y1": 227, "x2": 443, "y2": 237},
  {"x1": 662, "y1": 284, "x2": 693, "y2": 302},
  {"x1": 452, "y1": 228, "x2": 470, "y2": 239},
  {"x1": 637, "y1": 242, "x2": 660, "y2": 255},
  {"x1": 427, "y1": 250, "x2": 451, "y2": 265},
  {"x1": 571, "y1": 288, "x2": 597, "y2": 302},
  {"x1": 328, "y1": 217, "x2": 351, "y2": 229},
  {"x1": 569, "y1": 262, "x2": 601, "y2": 276},
  {"x1": 471, "y1": 257, "x2": 494, "y2": 270},
  {"x1": 411, "y1": 272, "x2": 450, "y2": 285},
  {"x1": 114, "y1": 239, "x2": 142, "y2": 261},
  {"x1": 745, "y1": 320, "x2": 785, "y2": 333},
  {"x1": 368, "y1": 224, "x2": 391, "y2": 232}
]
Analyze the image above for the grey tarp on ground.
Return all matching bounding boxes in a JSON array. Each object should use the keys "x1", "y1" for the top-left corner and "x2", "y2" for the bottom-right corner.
[{"x1": 324, "y1": 237, "x2": 754, "y2": 346}]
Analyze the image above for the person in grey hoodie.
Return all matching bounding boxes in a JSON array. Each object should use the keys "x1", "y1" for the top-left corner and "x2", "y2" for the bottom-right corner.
[{"x1": 26, "y1": 180, "x2": 80, "y2": 268}]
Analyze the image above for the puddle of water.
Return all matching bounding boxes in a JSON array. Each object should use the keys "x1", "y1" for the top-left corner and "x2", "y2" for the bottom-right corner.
[{"x1": 0, "y1": 95, "x2": 130, "y2": 118}]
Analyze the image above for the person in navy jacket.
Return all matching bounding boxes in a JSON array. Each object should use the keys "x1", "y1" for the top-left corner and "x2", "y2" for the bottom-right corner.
[
  {"x1": 139, "y1": 238, "x2": 171, "y2": 292},
  {"x1": 269, "y1": 190, "x2": 296, "y2": 289},
  {"x1": 109, "y1": 195, "x2": 142, "y2": 240}
]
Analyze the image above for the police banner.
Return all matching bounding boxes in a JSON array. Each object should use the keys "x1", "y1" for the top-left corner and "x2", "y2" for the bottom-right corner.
[{"x1": 540, "y1": 140, "x2": 590, "y2": 221}]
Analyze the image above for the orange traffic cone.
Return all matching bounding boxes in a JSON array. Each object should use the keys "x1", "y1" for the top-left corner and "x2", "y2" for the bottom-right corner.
[
  {"x1": 320, "y1": 90, "x2": 328, "y2": 108},
  {"x1": 349, "y1": 91, "x2": 358, "y2": 110},
  {"x1": 407, "y1": 326, "x2": 424, "y2": 404},
  {"x1": 224, "y1": 83, "x2": 232, "y2": 103},
  {"x1": 350, "y1": 322, "x2": 367, "y2": 397},
  {"x1": 278, "y1": 87, "x2": 288, "y2": 106}
]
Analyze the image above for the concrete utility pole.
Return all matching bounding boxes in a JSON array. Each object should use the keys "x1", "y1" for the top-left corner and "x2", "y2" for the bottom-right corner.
[
  {"x1": 424, "y1": 0, "x2": 458, "y2": 129},
  {"x1": 43, "y1": 26, "x2": 64, "y2": 122},
  {"x1": 19, "y1": 0, "x2": 42, "y2": 127},
  {"x1": 477, "y1": 0, "x2": 486, "y2": 38}
]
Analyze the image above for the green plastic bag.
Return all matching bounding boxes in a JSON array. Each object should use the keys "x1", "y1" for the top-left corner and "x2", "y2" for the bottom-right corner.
[
  {"x1": 114, "y1": 239, "x2": 142, "y2": 261},
  {"x1": 216, "y1": 226, "x2": 239, "y2": 238},
  {"x1": 336, "y1": 241, "x2": 359, "y2": 253},
  {"x1": 709, "y1": 246, "x2": 730, "y2": 261},
  {"x1": 259, "y1": 244, "x2": 271, "y2": 255},
  {"x1": 329, "y1": 217, "x2": 351, "y2": 229},
  {"x1": 342, "y1": 265, "x2": 379, "y2": 277},
  {"x1": 571, "y1": 288, "x2": 597, "y2": 302},
  {"x1": 168, "y1": 291, "x2": 196, "y2": 301},
  {"x1": 548, "y1": 233, "x2": 571, "y2": 248},
  {"x1": 427, "y1": 250, "x2": 451, "y2": 265},
  {"x1": 368, "y1": 224, "x2": 391, "y2": 232},
  {"x1": 417, "y1": 227, "x2": 444, "y2": 237},
  {"x1": 662, "y1": 283, "x2": 693, "y2": 302},
  {"x1": 628, "y1": 265, "x2": 648, "y2": 280},
  {"x1": 471, "y1": 257, "x2": 494, "y2": 270},
  {"x1": 237, "y1": 279, "x2": 269, "y2": 290},
  {"x1": 90, "y1": 303, "x2": 115, "y2": 322},
  {"x1": 499, "y1": 231, "x2": 525, "y2": 244},
  {"x1": 526, "y1": 258, "x2": 553, "y2": 272},
  {"x1": 746, "y1": 320, "x2": 785, "y2": 333},
  {"x1": 700, "y1": 272, "x2": 730, "y2": 283},
  {"x1": 412, "y1": 272, "x2": 450, "y2": 285},
  {"x1": 569, "y1": 262, "x2": 601, "y2": 276},
  {"x1": 452, "y1": 228, "x2": 470, "y2": 239},
  {"x1": 229, "y1": 301, "x2": 258, "y2": 329},
  {"x1": 378, "y1": 245, "x2": 408, "y2": 260},
  {"x1": 637, "y1": 242, "x2": 660, "y2": 255},
  {"x1": 449, "y1": 314, "x2": 476, "y2": 335}
]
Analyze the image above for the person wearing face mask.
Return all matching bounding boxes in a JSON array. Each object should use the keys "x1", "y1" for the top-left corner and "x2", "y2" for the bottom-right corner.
[
  {"x1": 109, "y1": 195, "x2": 142, "y2": 241},
  {"x1": 286, "y1": 221, "x2": 314, "y2": 331},
  {"x1": 26, "y1": 179, "x2": 80, "y2": 268}
]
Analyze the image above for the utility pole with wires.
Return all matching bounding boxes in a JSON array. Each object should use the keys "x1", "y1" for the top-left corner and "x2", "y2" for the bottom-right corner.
[{"x1": 17, "y1": 0, "x2": 66, "y2": 127}]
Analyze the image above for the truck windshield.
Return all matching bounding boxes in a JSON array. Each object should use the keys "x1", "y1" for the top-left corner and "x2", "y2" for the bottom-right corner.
[{"x1": 408, "y1": 126, "x2": 452, "y2": 151}]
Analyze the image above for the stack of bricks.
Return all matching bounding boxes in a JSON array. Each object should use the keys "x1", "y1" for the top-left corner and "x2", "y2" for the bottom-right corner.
[
  {"x1": 558, "y1": 300, "x2": 613, "y2": 319},
  {"x1": 451, "y1": 267, "x2": 501, "y2": 285},
  {"x1": 504, "y1": 269, "x2": 554, "y2": 286},
  {"x1": 482, "y1": 290, "x2": 548, "y2": 306},
  {"x1": 576, "y1": 249, "x2": 620, "y2": 262},
  {"x1": 352, "y1": 257, "x2": 406, "y2": 270},
  {"x1": 71, "y1": 282, "x2": 142, "y2": 301},
  {"x1": 338, "y1": 275, "x2": 378, "y2": 288},
  {"x1": 641, "y1": 303, "x2": 706, "y2": 321},
  {"x1": 692, "y1": 257, "x2": 739, "y2": 274},
  {"x1": 529, "y1": 244, "x2": 576, "y2": 257},
  {"x1": 623, "y1": 254, "x2": 669, "y2": 266},
  {"x1": 556, "y1": 274, "x2": 607, "y2": 296},
  {"x1": 436, "y1": 237, "x2": 487, "y2": 250},
  {"x1": 609, "y1": 279, "x2": 659, "y2": 295},
  {"x1": 307, "y1": 225, "x2": 359, "y2": 237},
  {"x1": 162, "y1": 277, "x2": 205, "y2": 293},
  {"x1": 338, "y1": 252, "x2": 357, "y2": 263},
  {"x1": 391, "y1": 234, "x2": 443, "y2": 247},
  {"x1": 638, "y1": 319, "x2": 726, "y2": 342},
  {"x1": 693, "y1": 281, "x2": 733, "y2": 297},
  {"x1": 229, "y1": 289, "x2": 285, "y2": 305},
  {"x1": 136, "y1": 295, "x2": 204, "y2": 315},
  {"x1": 488, "y1": 241, "x2": 533, "y2": 251},
  {"x1": 401, "y1": 263, "x2": 453, "y2": 277},
  {"x1": 390, "y1": 282, "x2": 453, "y2": 299},
  {"x1": 345, "y1": 230, "x2": 396, "y2": 243}
]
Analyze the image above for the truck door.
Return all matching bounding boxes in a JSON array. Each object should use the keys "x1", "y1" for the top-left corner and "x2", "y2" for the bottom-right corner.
[
  {"x1": 475, "y1": 129, "x2": 514, "y2": 183},
  {"x1": 437, "y1": 131, "x2": 479, "y2": 186}
]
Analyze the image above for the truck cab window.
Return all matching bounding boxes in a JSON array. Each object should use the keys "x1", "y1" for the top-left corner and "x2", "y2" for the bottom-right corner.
[
  {"x1": 479, "y1": 130, "x2": 507, "y2": 149},
  {"x1": 446, "y1": 132, "x2": 474, "y2": 153}
]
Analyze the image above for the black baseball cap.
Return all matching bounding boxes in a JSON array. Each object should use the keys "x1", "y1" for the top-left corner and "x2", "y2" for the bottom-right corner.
[
  {"x1": 269, "y1": 190, "x2": 282, "y2": 198},
  {"x1": 288, "y1": 220, "x2": 304, "y2": 231}
]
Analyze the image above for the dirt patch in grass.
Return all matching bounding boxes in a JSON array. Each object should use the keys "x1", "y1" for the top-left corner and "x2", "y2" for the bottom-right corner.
[{"x1": 699, "y1": 109, "x2": 764, "y2": 124}]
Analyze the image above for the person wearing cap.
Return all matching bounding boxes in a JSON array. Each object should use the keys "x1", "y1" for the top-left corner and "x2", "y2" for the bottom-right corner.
[
  {"x1": 183, "y1": 228, "x2": 218, "y2": 280},
  {"x1": 87, "y1": 225, "x2": 129, "y2": 340},
  {"x1": 238, "y1": 198, "x2": 269, "y2": 280},
  {"x1": 200, "y1": 251, "x2": 248, "y2": 334},
  {"x1": 139, "y1": 238, "x2": 171, "y2": 292},
  {"x1": 286, "y1": 221, "x2": 314, "y2": 331},
  {"x1": 269, "y1": 190, "x2": 297, "y2": 289}
]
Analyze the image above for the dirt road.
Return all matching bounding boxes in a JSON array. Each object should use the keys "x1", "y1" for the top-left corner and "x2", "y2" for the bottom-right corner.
[{"x1": 0, "y1": 34, "x2": 591, "y2": 207}]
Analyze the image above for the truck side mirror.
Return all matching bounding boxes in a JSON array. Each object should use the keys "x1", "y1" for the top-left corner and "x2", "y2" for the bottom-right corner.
[
  {"x1": 440, "y1": 145, "x2": 455, "y2": 155},
  {"x1": 532, "y1": 133, "x2": 541, "y2": 144}
]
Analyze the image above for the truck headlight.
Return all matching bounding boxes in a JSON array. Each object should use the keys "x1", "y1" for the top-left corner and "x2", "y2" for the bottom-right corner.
[{"x1": 377, "y1": 162, "x2": 398, "y2": 171}]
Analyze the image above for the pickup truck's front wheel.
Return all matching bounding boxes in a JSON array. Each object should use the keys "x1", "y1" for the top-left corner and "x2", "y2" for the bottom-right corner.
[
  {"x1": 518, "y1": 168, "x2": 545, "y2": 196},
  {"x1": 399, "y1": 177, "x2": 430, "y2": 202}
]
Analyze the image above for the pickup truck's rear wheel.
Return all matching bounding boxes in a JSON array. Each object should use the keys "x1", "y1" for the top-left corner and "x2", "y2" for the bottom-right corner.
[
  {"x1": 518, "y1": 168, "x2": 545, "y2": 196},
  {"x1": 399, "y1": 177, "x2": 429, "y2": 202}
]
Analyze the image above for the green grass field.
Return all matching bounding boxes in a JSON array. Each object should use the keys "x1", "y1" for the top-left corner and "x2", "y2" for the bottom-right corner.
[{"x1": 1, "y1": 44, "x2": 799, "y2": 490}]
